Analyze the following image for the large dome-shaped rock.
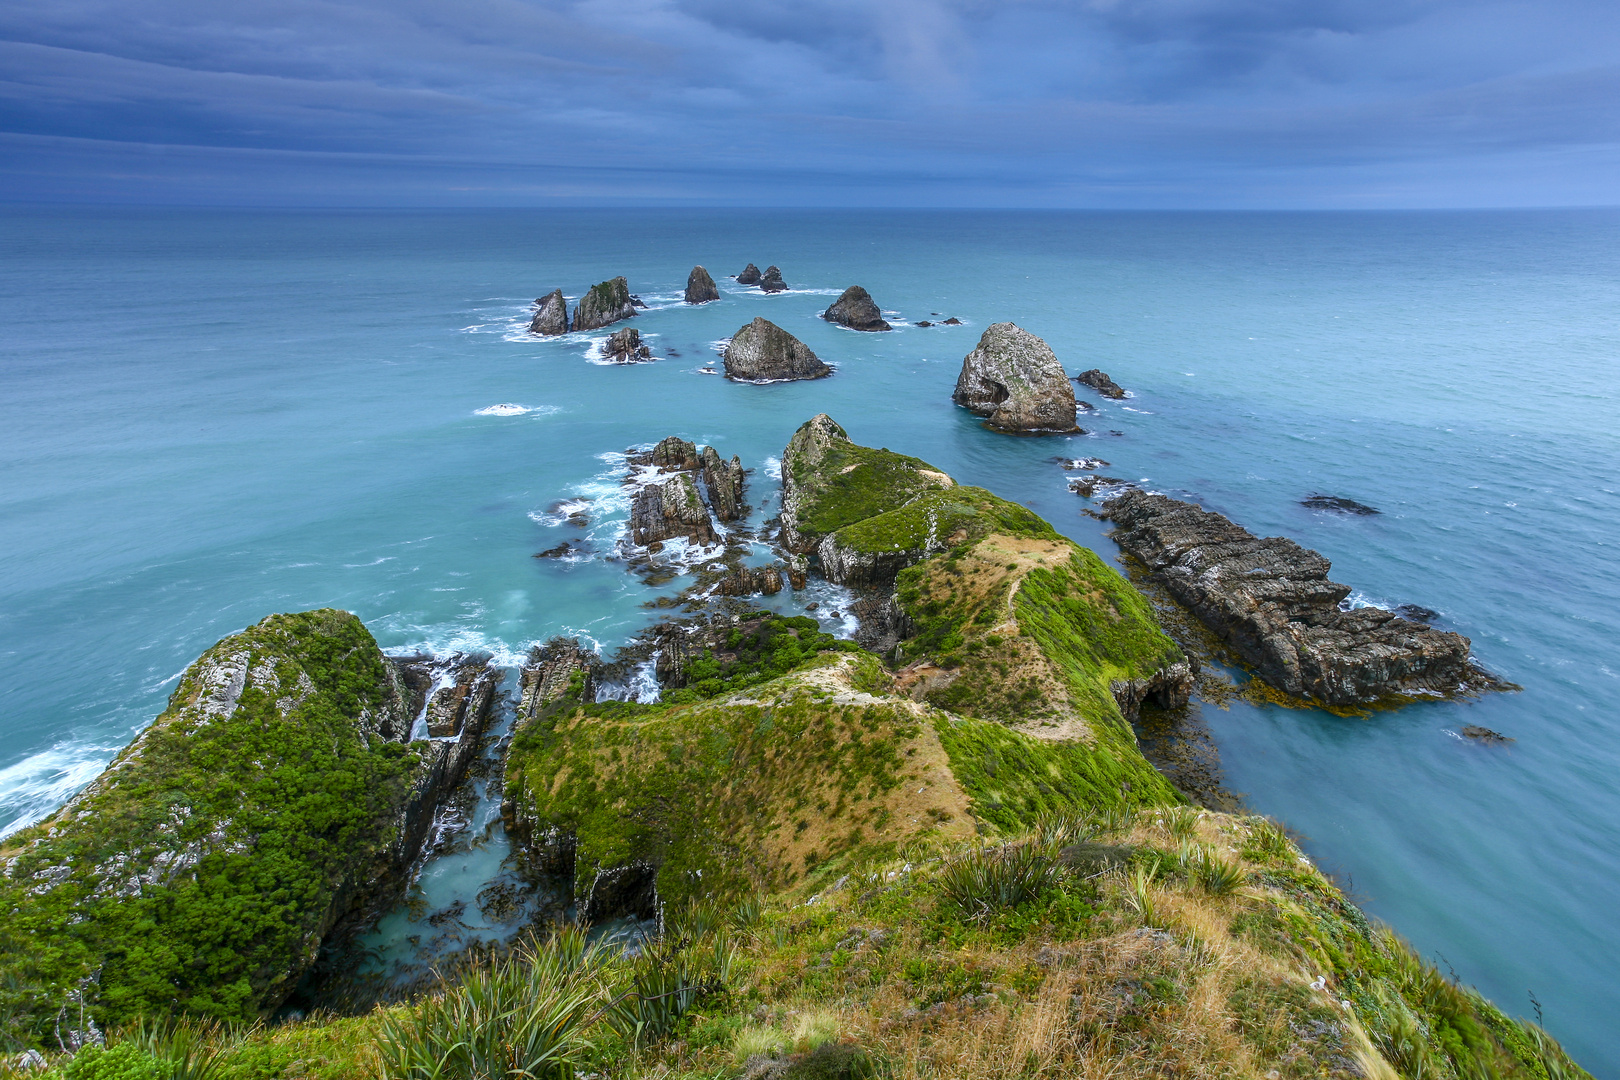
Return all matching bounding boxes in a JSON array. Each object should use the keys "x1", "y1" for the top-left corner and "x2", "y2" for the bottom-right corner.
[
  {"x1": 953, "y1": 323, "x2": 1080, "y2": 434},
  {"x1": 735, "y1": 263, "x2": 762, "y2": 285},
  {"x1": 529, "y1": 289, "x2": 568, "y2": 336},
  {"x1": 822, "y1": 286, "x2": 891, "y2": 331},
  {"x1": 572, "y1": 276, "x2": 637, "y2": 332},
  {"x1": 723, "y1": 317, "x2": 831, "y2": 382},
  {"x1": 758, "y1": 265, "x2": 788, "y2": 292},
  {"x1": 685, "y1": 266, "x2": 720, "y2": 304}
]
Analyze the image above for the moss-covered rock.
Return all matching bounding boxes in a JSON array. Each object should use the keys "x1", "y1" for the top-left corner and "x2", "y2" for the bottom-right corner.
[
  {"x1": 0, "y1": 610, "x2": 479, "y2": 1035},
  {"x1": 572, "y1": 277, "x2": 637, "y2": 332}
]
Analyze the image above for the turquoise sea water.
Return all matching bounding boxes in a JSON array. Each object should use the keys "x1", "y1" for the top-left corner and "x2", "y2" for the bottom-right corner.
[{"x1": 2, "y1": 207, "x2": 1617, "y2": 1070}]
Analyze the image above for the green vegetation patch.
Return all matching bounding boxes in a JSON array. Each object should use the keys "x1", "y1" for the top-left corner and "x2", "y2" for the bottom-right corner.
[
  {"x1": 832, "y1": 487, "x2": 1055, "y2": 559},
  {"x1": 664, "y1": 614, "x2": 859, "y2": 704},
  {"x1": 506, "y1": 664, "x2": 935, "y2": 906},
  {"x1": 933, "y1": 714, "x2": 1179, "y2": 835},
  {"x1": 0, "y1": 610, "x2": 419, "y2": 1039},
  {"x1": 787, "y1": 434, "x2": 952, "y2": 542}
]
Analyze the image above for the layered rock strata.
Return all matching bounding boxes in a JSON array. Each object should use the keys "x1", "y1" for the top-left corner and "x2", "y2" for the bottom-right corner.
[
  {"x1": 953, "y1": 323, "x2": 1081, "y2": 433},
  {"x1": 571, "y1": 276, "x2": 637, "y2": 331},
  {"x1": 1100, "y1": 490, "x2": 1501, "y2": 705},
  {"x1": 1075, "y1": 369, "x2": 1127, "y2": 399},
  {"x1": 601, "y1": 327, "x2": 652, "y2": 363},
  {"x1": 723, "y1": 317, "x2": 831, "y2": 382},
  {"x1": 0, "y1": 610, "x2": 491, "y2": 1032},
  {"x1": 631, "y1": 473, "x2": 716, "y2": 546},
  {"x1": 624, "y1": 436, "x2": 747, "y2": 548},
  {"x1": 685, "y1": 265, "x2": 720, "y2": 304},
  {"x1": 758, "y1": 265, "x2": 788, "y2": 292},
  {"x1": 822, "y1": 286, "x2": 891, "y2": 331},
  {"x1": 529, "y1": 289, "x2": 568, "y2": 335}
]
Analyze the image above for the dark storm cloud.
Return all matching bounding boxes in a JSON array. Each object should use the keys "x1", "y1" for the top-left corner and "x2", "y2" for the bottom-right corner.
[{"x1": 0, "y1": 0, "x2": 1616, "y2": 204}]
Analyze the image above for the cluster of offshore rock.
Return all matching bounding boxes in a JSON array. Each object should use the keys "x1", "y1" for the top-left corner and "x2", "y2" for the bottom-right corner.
[
  {"x1": 1099, "y1": 490, "x2": 1502, "y2": 705},
  {"x1": 735, "y1": 263, "x2": 788, "y2": 292},
  {"x1": 529, "y1": 276, "x2": 647, "y2": 335},
  {"x1": 625, "y1": 435, "x2": 747, "y2": 549}
]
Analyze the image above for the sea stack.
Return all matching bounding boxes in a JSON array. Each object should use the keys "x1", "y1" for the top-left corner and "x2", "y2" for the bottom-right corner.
[
  {"x1": 529, "y1": 289, "x2": 568, "y2": 336},
  {"x1": 685, "y1": 266, "x2": 720, "y2": 304},
  {"x1": 953, "y1": 322, "x2": 1081, "y2": 433},
  {"x1": 571, "y1": 276, "x2": 637, "y2": 332},
  {"x1": 758, "y1": 265, "x2": 789, "y2": 293},
  {"x1": 601, "y1": 327, "x2": 652, "y2": 363},
  {"x1": 723, "y1": 317, "x2": 831, "y2": 382},
  {"x1": 822, "y1": 286, "x2": 892, "y2": 331},
  {"x1": 1074, "y1": 369, "x2": 1127, "y2": 399},
  {"x1": 736, "y1": 263, "x2": 762, "y2": 285},
  {"x1": 1099, "y1": 490, "x2": 1508, "y2": 705}
]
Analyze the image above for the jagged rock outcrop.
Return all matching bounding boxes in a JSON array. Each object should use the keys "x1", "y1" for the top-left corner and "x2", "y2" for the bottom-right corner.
[
  {"x1": 723, "y1": 317, "x2": 831, "y2": 382},
  {"x1": 424, "y1": 658, "x2": 500, "y2": 738},
  {"x1": 571, "y1": 276, "x2": 637, "y2": 332},
  {"x1": 1075, "y1": 369, "x2": 1127, "y2": 399},
  {"x1": 529, "y1": 289, "x2": 568, "y2": 336},
  {"x1": 822, "y1": 286, "x2": 891, "y2": 331},
  {"x1": 758, "y1": 265, "x2": 788, "y2": 292},
  {"x1": 0, "y1": 611, "x2": 491, "y2": 1033},
  {"x1": 517, "y1": 637, "x2": 596, "y2": 722},
  {"x1": 631, "y1": 473, "x2": 717, "y2": 546},
  {"x1": 953, "y1": 323, "x2": 1081, "y2": 434},
  {"x1": 601, "y1": 327, "x2": 652, "y2": 363},
  {"x1": 735, "y1": 263, "x2": 762, "y2": 285},
  {"x1": 1100, "y1": 490, "x2": 1504, "y2": 705},
  {"x1": 700, "y1": 444, "x2": 746, "y2": 521},
  {"x1": 685, "y1": 265, "x2": 720, "y2": 304}
]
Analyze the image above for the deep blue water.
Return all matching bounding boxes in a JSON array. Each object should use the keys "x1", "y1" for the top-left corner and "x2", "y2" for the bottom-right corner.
[{"x1": 2, "y1": 207, "x2": 1617, "y2": 1071}]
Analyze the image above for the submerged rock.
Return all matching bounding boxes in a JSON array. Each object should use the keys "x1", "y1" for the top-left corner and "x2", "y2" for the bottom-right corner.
[
  {"x1": 1303, "y1": 493, "x2": 1380, "y2": 515},
  {"x1": 685, "y1": 265, "x2": 720, "y2": 304},
  {"x1": 758, "y1": 265, "x2": 788, "y2": 292},
  {"x1": 571, "y1": 276, "x2": 637, "y2": 332},
  {"x1": 735, "y1": 263, "x2": 762, "y2": 285},
  {"x1": 953, "y1": 322, "x2": 1081, "y2": 433},
  {"x1": 1074, "y1": 369, "x2": 1127, "y2": 399},
  {"x1": 529, "y1": 289, "x2": 568, "y2": 336},
  {"x1": 723, "y1": 317, "x2": 831, "y2": 382},
  {"x1": 1100, "y1": 490, "x2": 1507, "y2": 705},
  {"x1": 1461, "y1": 725, "x2": 1514, "y2": 744},
  {"x1": 822, "y1": 286, "x2": 892, "y2": 331},
  {"x1": 0, "y1": 610, "x2": 491, "y2": 1030},
  {"x1": 601, "y1": 326, "x2": 652, "y2": 363}
]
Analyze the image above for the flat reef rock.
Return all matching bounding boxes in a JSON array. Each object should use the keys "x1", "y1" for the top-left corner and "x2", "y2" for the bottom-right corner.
[
  {"x1": 1100, "y1": 489, "x2": 1507, "y2": 705},
  {"x1": 685, "y1": 265, "x2": 720, "y2": 304},
  {"x1": 1075, "y1": 369, "x2": 1127, "y2": 399},
  {"x1": 572, "y1": 276, "x2": 637, "y2": 332},
  {"x1": 529, "y1": 289, "x2": 568, "y2": 336},
  {"x1": 601, "y1": 327, "x2": 652, "y2": 363},
  {"x1": 758, "y1": 265, "x2": 788, "y2": 292},
  {"x1": 0, "y1": 610, "x2": 492, "y2": 1034},
  {"x1": 953, "y1": 322, "x2": 1081, "y2": 433},
  {"x1": 822, "y1": 286, "x2": 892, "y2": 331},
  {"x1": 723, "y1": 317, "x2": 831, "y2": 382}
]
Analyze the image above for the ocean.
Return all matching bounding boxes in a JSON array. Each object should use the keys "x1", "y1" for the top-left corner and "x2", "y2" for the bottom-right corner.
[{"x1": 1, "y1": 206, "x2": 1616, "y2": 1070}]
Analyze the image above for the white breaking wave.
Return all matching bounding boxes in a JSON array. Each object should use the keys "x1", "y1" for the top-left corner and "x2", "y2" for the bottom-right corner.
[
  {"x1": 0, "y1": 743, "x2": 120, "y2": 838},
  {"x1": 474, "y1": 404, "x2": 557, "y2": 417},
  {"x1": 763, "y1": 456, "x2": 783, "y2": 481}
]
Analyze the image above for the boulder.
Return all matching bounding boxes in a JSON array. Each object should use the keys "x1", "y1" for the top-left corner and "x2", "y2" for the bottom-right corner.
[
  {"x1": 723, "y1": 317, "x2": 832, "y2": 382},
  {"x1": 952, "y1": 323, "x2": 1081, "y2": 434},
  {"x1": 1099, "y1": 490, "x2": 1508, "y2": 705},
  {"x1": 601, "y1": 327, "x2": 652, "y2": 363},
  {"x1": 736, "y1": 263, "x2": 762, "y2": 285},
  {"x1": 822, "y1": 286, "x2": 891, "y2": 331},
  {"x1": 571, "y1": 276, "x2": 637, "y2": 332},
  {"x1": 630, "y1": 472, "x2": 717, "y2": 546},
  {"x1": 1074, "y1": 369, "x2": 1127, "y2": 399},
  {"x1": 758, "y1": 265, "x2": 788, "y2": 292},
  {"x1": 529, "y1": 289, "x2": 568, "y2": 336},
  {"x1": 685, "y1": 265, "x2": 721, "y2": 304},
  {"x1": 700, "y1": 444, "x2": 746, "y2": 521}
]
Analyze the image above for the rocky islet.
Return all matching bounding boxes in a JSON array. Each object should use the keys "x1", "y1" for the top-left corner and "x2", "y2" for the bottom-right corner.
[
  {"x1": 821, "y1": 285, "x2": 891, "y2": 331},
  {"x1": 722, "y1": 317, "x2": 831, "y2": 382},
  {"x1": 684, "y1": 265, "x2": 720, "y2": 304},
  {"x1": 953, "y1": 322, "x2": 1082, "y2": 433}
]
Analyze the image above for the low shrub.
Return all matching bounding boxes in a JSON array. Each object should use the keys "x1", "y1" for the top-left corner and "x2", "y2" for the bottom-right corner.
[{"x1": 937, "y1": 843, "x2": 1065, "y2": 921}]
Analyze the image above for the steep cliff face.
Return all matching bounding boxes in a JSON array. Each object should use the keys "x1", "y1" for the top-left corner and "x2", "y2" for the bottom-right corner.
[
  {"x1": 571, "y1": 277, "x2": 637, "y2": 332},
  {"x1": 1100, "y1": 490, "x2": 1506, "y2": 705},
  {"x1": 0, "y1": 610, "x2": 490, "y2": 1034},
  {"x1": 953, "y1": 323, "x2": 1081, "y2": 433}
]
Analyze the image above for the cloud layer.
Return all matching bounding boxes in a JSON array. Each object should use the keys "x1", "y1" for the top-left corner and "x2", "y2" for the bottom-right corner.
[{"x1": 1, "y1": 0, "x2": 1617, "y2": 205}]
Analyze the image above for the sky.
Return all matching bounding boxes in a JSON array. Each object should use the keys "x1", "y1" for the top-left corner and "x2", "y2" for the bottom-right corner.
[{"x1": 2, "y1": 0, "x2": 1619, "y2": 207}]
